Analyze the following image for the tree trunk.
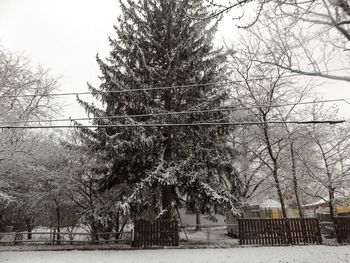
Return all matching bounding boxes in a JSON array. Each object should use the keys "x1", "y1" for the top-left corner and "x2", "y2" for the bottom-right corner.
[
  {"x1": 290, "y1": 143, "x2": 304, "y2": 218},
  {"x1": 25, "y1": 218, "x2": 32, "y2": 240},
  {"x1": 262, "y1": 118, "x2": 287, "y2": 218},
  {"x1": 161, "y1": 185, "x2": 176, "y2": 219},
  {"x1": 160, "y1": 11, "x2": 178, "y2": 220},
  {"x1": 328, "y1": 188, "x2": 336, "y2": 219},
  {"x1": 91, "y1": 223, "x2": 99, "y2": 244},
  {"x1": 272, "y1": 165, "x2": 287, "y2": 218},
  {"x1": 195, "y1": 208, "x2": 201, "y2": 231},
  {"x1": 114, "y1": 210, "x2": 120, "y2": 241},
  {"x1": 161, "y1": 83, "x2": 176, "y2": 219},
  {"x1": 56, "y1": 205, "x2": 61, "y2": 244}
]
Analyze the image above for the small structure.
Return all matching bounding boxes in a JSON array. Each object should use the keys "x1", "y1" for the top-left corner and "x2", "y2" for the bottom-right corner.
[
  {"x1": 226, "y1": 199, "x2": 283, "y2": 237},
  {"x1": 240, "y1": 199, "x2": 283, "y2": 219},
  {"x1": 303, "y1": 195, "x2": 350, "y2": 239},
  {"x1": 177, "y1": 208, "x2": 226, "y2": 227},
  {"x1": 302, "y1": 196, "x2": 350, "y2": 216},
  {"x1": 259, "y1": 199, "x2": 283, "y2": 218}
]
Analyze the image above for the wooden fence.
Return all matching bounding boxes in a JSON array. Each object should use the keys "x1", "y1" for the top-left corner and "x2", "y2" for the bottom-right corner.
[
  {"x1": 238, "y1": 218, "x2": 322, "y2": 245},
  {"x1": 334, "y1": 217, "x2": 350, "y2": 244},
  {"x1": 133, "y1": 220, "x2": 179, "y2": 247}
]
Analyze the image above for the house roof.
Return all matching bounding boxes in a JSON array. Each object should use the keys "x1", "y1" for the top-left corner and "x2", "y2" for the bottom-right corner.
[
  {"x1": 303, "y1": 192, "x2": 350, "y2": 208},
  {"x1": 250, "y1": 199, "x2": 282, "y2": 209},
  {"x1": 260, "y1": 199, "x2": 282, "y2": 208},
  {"x1": 303, "y1": 199, "x2": 326, "y2": 208}
]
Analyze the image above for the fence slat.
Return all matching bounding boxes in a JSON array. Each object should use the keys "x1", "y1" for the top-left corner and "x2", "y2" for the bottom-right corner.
[
  {"x1": 334, "y1": 217, "x2": 350, "y2": 244},
  {"x1": 238, "y1": 218, "x2": 322, "y2": 246},
  {"x1": 132, "y1": 219, "x2": 178, "y2": 247}
]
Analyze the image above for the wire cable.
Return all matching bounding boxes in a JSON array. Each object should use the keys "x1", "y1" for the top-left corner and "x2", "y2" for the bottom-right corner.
[
  {"x1": 1, "y1": 67, "x2": 349, "y2": 98},
  {"x1": 0, "y1": 97, "x2": 349, "y2": 124},
  {"x1": 0, "y1": 120, "x2": 345, "y2": 129}
]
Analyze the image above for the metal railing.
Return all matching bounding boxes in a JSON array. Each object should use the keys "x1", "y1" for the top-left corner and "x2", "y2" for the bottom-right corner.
[
  {"x1": 0, "y1": 224, "x2": 239, "y2": 247},
  {"x1": 0, "y1": 230, "x2": 133, "y2": 245}
]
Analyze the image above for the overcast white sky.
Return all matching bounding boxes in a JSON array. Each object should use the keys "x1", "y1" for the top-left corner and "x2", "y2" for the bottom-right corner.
[
  {"x1": 0, "y1": 0, "x2": 118, "y2": 120},
  {"x1": 0, "y1": 0, "x2": 350, "y2": 121}
]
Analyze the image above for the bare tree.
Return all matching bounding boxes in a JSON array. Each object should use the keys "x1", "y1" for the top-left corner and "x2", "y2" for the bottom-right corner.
[
  {"x1": 0, "y1": 132, "x2": 75, "y2": 238},
  {"x1": 244, "y1": 1, "x2": 350, "y2": 82},
  {"x1": 226, "y1": 125, "x2": 271, "y2": 204},
  {"x1": 204, "y1": 0, "x2": 350, "y2": 82},
  {"x1": 227, "y1": 32, "x2": 317, "y2": 217},
  {"x1": 62, "y1": 132, "x2": 130, "y2": 241},
  {"x1": 201, "y1": 0, "x2": 265, "y2": 25},
  {"x1": 0, "y1": 46, "x2": 59, "y2": 203},
  {"x1": 0, "y1": 47, "x2": 59, "y2": 159},
  {"x1": 298, "y1": 104, "x2": 350, "y2": 218},
  {"x1": 228, "y1": 45, "x2": 289, "y2": 217}
]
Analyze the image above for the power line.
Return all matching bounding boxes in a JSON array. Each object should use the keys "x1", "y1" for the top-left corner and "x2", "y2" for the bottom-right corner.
[
  {"x1": 0, "y1": 120, "x2": 345, "y2": 129},
  {"x1": 1, "y1": 67, "x2": 349, "y2": 99},
  {"x1": 1, "y1": 81, "x2": 225, "y2": 98},
  {"x1": 1, "y1": 97, "x2": 349, "y2": 125}
]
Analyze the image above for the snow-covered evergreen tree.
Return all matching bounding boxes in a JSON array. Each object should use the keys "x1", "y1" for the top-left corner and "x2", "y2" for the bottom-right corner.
[{"x1": 78, "y1": 0, "x2": 238, "y2": 219}]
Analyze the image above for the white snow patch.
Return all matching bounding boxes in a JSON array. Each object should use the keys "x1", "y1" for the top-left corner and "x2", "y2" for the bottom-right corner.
[
  {"x1": 259, "y1": 199, "x2": 282, "y2": 209},
  {"x1": 1, "y1": 246, "x2": 350, "y2": 263}
]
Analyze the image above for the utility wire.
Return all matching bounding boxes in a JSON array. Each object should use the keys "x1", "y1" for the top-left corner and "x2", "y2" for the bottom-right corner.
[
  {"x1": 1, "y1": 67, "x2": 349, "y2": 99},
  {"x1": 1, "y1": 97, "x2": 350, "y2": 125},
  {"x1": 0, "y1": 120, "x2": 345, "y2": 129}
]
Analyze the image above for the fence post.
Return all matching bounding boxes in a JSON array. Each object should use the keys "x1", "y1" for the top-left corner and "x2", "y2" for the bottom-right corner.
[
  {"x1": 12, "y1": 232, "x2": 17, "y2": 245},
  {"x1": 133, "y1": 221, "x2": 138, "y2": 247},
  {"x1": 207, "y1": 225, "x2": 210, "y2": 245},
  {"x1": 238, "y1": 219, "x2": 242, "y2": 245},
  {"x1": 175, "y1": 221, "x2": 179, "y2": 246},
  {"x1": 49, "y1": 228, "x2": 53, "y2": 245},
  {"x1": 286, "y1": 219, "x2": 292, "y2": 244},
  {"x1": 130, "y1": 228, "x2": 134, "y2": 247},
  {"x1": 52, "y1": 228, "x2": 56, "y2": 245}
]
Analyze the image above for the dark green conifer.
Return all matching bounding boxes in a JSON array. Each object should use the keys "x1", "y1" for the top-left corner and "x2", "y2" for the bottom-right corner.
[{"x1": 78, "y1": 0, "x2": 238, "y2": 219}]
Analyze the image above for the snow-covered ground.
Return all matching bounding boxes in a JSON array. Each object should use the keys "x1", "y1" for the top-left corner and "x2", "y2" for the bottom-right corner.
[
  {"x1": 180, "y1": 226, "x2": 238, "y2": 246},
  {"x1": 1, "y1": 246, "x2": 349, "y2": 263}
]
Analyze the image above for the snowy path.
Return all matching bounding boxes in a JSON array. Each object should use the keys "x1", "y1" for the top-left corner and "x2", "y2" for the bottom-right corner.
[{"x1": 1, "y1": 246, "x2": 349, "y2": 263}]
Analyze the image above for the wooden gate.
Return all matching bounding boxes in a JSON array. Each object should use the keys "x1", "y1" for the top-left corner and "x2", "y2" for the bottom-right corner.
[
  {"x1": 334, "y1": 217, "x2": 350, "y2": 244},
  {"x1": 238, "y1": 218, "x2": 322, "y2": 245},
  {"x1": 133, "y1": 220, "x2": 179, "y2": 247}
]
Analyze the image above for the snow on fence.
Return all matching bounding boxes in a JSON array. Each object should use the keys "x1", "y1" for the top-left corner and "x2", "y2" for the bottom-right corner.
[
  {"x1": 334, "y1": 217, "x2": 350, "y2": 244},
  {"x1": 238, "y1": 218, "x2": 322, "y2": 246},
  {"x1": 133, "y1": 220, "x2": 179, "y2": 247},
  {"x1": 0, "y1": 230, "x2": 132, "y2": 245}
]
